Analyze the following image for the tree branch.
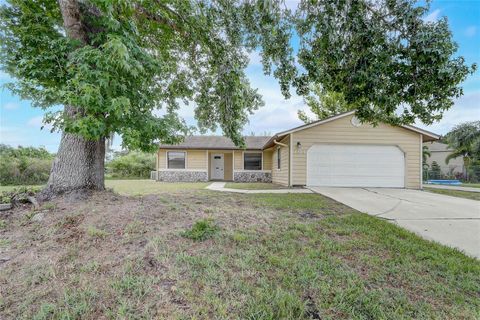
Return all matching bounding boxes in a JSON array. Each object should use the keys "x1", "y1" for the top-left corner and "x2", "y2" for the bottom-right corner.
[{"x1": 134, "y1": 3, "x2": 183, "y2": 34}]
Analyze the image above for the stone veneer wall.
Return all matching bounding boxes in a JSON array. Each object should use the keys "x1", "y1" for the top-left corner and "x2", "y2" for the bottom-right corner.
[
  {"x1": 234, "y1": 171, "x2": 272, "y2": 183},
  {"x1": 155, "y1": 170, "x2": 208, "y2": 182}
]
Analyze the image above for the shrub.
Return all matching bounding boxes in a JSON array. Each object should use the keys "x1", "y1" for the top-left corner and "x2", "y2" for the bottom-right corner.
[
  {"x1": 106, "y1": 151, "x2": 155, "y2": 179},
  {"x1": 0, "y1": 186, "x2": 41, "y2": 204},
  {"x1": 181, "y1": 219, "x2": 220, "y2": 241},
  {"x1": 465, "y1": 160, "x2": 480, "y2": 183},
  {"x1": 0, "y1": 144, "x2": 53, "y2": 185},
  {"x1": 428, "y1": 161, "x2": 442, "y2": 180},
  {"x1": 0, "y1": 144, "x2": 52, "y2": 159}
]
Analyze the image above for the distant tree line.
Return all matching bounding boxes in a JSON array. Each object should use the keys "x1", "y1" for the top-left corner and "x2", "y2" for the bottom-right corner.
[
  {"x1": 423, "y1": 121, "x2": 480, "y2": 182},
  {"x1": 0, "y1": 144, "x2": 54, "y2": 185},
  {"x1": 0, "y1": 144, "x2": 155, "y2": 185}
]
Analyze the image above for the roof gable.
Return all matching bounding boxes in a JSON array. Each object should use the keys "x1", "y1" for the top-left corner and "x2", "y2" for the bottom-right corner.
[
  {"x1": 267, "y1": 111, "x2": 439, "y2": 146},
  {"x1": 159, "y1": 111, "x2": 440, "y2": 151}
]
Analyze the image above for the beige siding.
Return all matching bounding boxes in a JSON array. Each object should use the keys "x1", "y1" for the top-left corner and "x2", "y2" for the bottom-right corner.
[
  {"x1": 234, "y1": 151, "x2": 243, "y2": 170},
  {"x1": 208, "y1": 152, "x2": 212, "y2": 179},
  {"x1": 187, "y1": 150, "x2": 207, "y2": 169},
  {"x1": 224, "y1": 153, "x2": 233, "y2": 180},
  {"x1": 157, "y1": 149, "x2": 207, "y2": 170},
  {"x1": 157, "y1": 148, "x2": 273, "y2": 179},
  {"x1": 271, "y1": 135, "x2": 290, "y2": 186},
  {"x1": 291, "y1": 114, "x2": 421, "y2": 189},
  {"x1": 157, "y1": 149, "x2": 165, "y2": 170},
  {"x1": 263, "y1": 150, "x2": 273, "y2": 170}
]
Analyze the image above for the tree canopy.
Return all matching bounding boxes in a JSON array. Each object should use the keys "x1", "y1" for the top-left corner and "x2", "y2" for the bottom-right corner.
[
  {"x1": 445, "y1": 121, "x2": 480, "y2": 165},
  {"x1": 297, "y1": 84, "x2": 352, "y2": 123},
  {"x1": 0, "y1": 0, "x2": 295, "y2": 149},
  {"x1": 294, "y1": 0, "x2": 476, "y2": 126},
  {"x1": 0, "y1": 0, "x2": 475, "y2": 152}
]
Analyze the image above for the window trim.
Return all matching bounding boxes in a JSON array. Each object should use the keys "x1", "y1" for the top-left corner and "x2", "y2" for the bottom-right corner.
[
  {"x1": 243, "y1": 151, "x2": 263, "y2": 171},
  {"x1": 166, "y1": 151, "x2": 186, "y2": 169},
  {"x1": 276, "y1": 147, "x2": 281, "y2": 170}
]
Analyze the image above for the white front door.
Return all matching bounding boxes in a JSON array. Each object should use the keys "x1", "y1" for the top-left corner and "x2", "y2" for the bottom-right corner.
[
  {"x1": 306, "y1": 144, "x2": 405, "y2": 188},
  {"x1": 211, "y1": 154, "x2": 224, "y2": 180}
]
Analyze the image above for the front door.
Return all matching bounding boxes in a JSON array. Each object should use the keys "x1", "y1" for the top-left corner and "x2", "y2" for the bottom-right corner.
[{"x1": 211, "y1": 154, "x2": 224, "y2": 180}]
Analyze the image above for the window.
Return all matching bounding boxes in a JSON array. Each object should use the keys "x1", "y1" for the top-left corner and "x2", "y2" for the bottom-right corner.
[
  {"x1": 167, "y1": 151, "x2": 185, "y2": 169},
  {"x1": 244, "y1": 152, "x2": 262, "y2": 170},
  {"x1": 277, "y1": 148, "x2": 281, "y2": 169}
]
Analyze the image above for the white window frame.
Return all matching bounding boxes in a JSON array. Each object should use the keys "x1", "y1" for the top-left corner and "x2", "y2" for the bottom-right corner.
[
  {"x1": 242, "y1": 151, "x2": 263, "y2": 171},
  {"x1": 166, "y1": 150, "x2": 187, "y2": 170}
]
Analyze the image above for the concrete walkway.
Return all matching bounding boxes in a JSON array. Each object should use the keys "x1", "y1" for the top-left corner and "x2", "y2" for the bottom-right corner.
[
  {"x1": 310, "y1": 187, "x2": 480, "y2": 259},
  {"x1": 205, "y1": 182, "x2": 313, "y2": 194},
  {"x1": 424, "y1": 184, "x2": 480, "y2": 193}
]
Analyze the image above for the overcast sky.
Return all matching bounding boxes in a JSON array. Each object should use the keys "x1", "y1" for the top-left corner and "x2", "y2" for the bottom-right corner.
[{"x1": 1, "y1": 0, "x2": 479, "y2": 152}]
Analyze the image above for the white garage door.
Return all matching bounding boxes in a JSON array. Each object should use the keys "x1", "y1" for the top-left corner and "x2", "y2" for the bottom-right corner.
[{"x1": 307, "y1": 144, "x2": 405, "y2": 188}]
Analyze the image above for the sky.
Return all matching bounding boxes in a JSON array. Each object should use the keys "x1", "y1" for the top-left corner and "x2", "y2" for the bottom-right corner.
[{"x1": 0, "y1": 0, "x2": 479, "y2": 152}]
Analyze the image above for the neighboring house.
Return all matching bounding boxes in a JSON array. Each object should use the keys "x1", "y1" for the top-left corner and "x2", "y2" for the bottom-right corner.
[
  {"x1": 153, "y1": 111, "x2": 439, "y2": 189},
  {"x1": 424, "y1": 141, "x2": 464, "y2": 176}
]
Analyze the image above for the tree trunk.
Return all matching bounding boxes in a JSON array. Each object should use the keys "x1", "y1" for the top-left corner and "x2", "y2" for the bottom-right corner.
[
  {"x1": 41, "y1": 130, "x2": 105, "y2": 197},
  {"x1": 58, "y1": 0, "x2": 87, "y2": 42},
  {"x1": 39, "y1": 0, "x2": 106, "y2": 198}
]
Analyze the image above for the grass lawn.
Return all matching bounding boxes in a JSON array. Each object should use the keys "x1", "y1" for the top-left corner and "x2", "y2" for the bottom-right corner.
[
  {"x1": 0, "y1": 185, "x2": 42, "y2": 192},
  {"x1": 0, "y1": 180, "x2": 208, "y2": 195},
  {"x1": 462, "y1": 183, "x2": 480, "y2": 188},
  {"x1": 424, "y1": 187, "x2": 480, "y2": 201},
  {"x1": 0, "y1": 180, "x2": 479, "y2": 319},
  {"x1": 224, "y1": 182, "x2": 289, "y2": 190},
  {"x1": 105, "y1": 179, "x2": 209, "y2": 195}
]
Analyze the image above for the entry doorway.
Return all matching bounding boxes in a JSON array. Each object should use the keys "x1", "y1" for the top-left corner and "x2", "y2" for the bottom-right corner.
[{"x1": 211, "y1": 153, "x2": 224, "y2": 180}]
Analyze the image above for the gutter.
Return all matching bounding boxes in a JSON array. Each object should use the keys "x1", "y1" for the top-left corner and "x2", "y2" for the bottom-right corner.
[{"x1": 273, "y1": 139, "x2": 288, "y2": 147}]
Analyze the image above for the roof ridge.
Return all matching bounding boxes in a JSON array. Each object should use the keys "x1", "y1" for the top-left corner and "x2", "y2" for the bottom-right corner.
[
  {"x1": 183, "y1": 135, "x2": 272, "y2": 137},
  {"x1": 158, "y1": 135, "x2": 272, "y2": 150}
]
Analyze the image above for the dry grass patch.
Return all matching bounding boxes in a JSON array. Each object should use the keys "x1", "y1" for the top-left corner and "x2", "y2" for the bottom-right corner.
[
  {"x1": 105, "y1": 179, "x2": 209, "y2": 196},
  {"x1": 0, "y1": 185, "x2": 478, "y2": 319},
  {"x1": 424, "y1": 187, "x2": 480, "y2": 201},
  {"x1": 224, "y1": 182, "x2": 290, "y2": 190}
]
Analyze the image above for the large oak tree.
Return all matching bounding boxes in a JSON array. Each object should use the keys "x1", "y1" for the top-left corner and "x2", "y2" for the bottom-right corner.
[{"x1": 0, "y1": 0, "x2": 475, "y2": 197}]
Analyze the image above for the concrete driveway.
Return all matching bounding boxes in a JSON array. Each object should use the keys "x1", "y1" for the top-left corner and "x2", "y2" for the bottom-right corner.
[{"x1": 310, "y1": 187, "x2": 480, "y2": 259}]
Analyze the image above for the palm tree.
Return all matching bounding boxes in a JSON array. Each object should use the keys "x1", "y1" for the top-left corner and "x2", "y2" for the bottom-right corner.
[
  {"x1": 422, "y1": 145, "x2": 431, "y2": 180},
  {"x1": 445, "y1": 121, "x2": 480, "y2": 180},
  {"x1": 422, "y1": 145, "x2": 431, "y2": 167}
]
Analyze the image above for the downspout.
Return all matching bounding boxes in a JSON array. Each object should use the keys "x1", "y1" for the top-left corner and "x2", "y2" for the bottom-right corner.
[
  {"x1": 289, "y1": 134, "x2": 293, "y2": 187},
  {"x1": 273, "y1": 138, "x2": 289, "y2": 186}
]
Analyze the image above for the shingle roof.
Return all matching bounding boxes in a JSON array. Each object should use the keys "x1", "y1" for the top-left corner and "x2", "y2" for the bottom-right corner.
[
  {"x1": 159, "y1": 112, "x2": 440, "y2": 151},
  {"x1": 158, "y1": 135, "x2": 272, "y2": 150}
]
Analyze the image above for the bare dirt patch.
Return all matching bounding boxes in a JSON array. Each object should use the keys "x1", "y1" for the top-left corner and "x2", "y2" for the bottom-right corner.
[
  {"x1": 0, "y1": 189, "x2": 284, "y2": 318},
  {"x1": 0, "y1": 185, "x2": 478, "y2": 319}
]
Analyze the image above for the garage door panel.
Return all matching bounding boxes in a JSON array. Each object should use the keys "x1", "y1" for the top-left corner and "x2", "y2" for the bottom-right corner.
[
  {"x1": 307, "y1": 144, "x2": 405, "y2": 188},
  {"x1": 310, "y1": 176, "x2": 404, "y2": 188}
]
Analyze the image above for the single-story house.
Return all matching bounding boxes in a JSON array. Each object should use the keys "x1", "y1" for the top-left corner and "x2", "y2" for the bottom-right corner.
[
  {"x1": 424, "y1": 141, "x2": 464, "y2": 176},
  {"x1": 153, "y1": 111, "x2": 439, "y2": 188}
]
